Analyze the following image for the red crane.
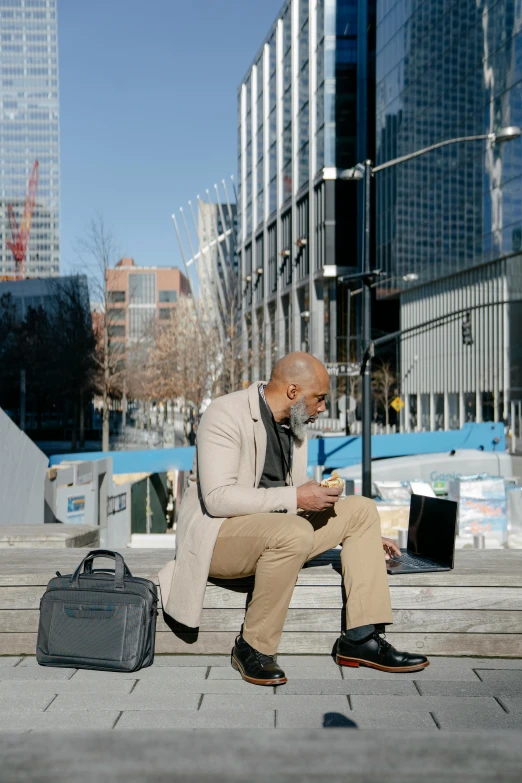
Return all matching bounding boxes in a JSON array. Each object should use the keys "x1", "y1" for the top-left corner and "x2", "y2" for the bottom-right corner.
[{"x1": 6, "y1": 160, "x2": 39, "y2": 279}]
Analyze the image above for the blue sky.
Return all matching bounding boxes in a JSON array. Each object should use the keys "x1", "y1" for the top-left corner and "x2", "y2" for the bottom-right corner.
[{"x1": 58, "y1": 0, "x2": 282, "y2": 273}]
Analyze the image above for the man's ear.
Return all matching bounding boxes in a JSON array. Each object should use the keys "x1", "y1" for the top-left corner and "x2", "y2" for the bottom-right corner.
[{"x1": 287, "y1": 383, "x2": 298, "y2": 400}]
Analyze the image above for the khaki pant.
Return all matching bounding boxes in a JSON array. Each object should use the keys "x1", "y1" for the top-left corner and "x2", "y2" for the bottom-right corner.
[{"x1": 208, "y1": 496, "x2": 393, "y2": 655}]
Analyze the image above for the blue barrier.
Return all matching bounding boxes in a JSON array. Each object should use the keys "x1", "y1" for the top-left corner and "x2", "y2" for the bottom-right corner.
[
  {"x1": 49, "y1": 422, "x2": 505, "y2": 474},
  {"x1": 49, "y1": 446, "x2": 195, "y2": 473},
  {"x1": 307, "y1": 422, "x2": 505, "y2": 468}
]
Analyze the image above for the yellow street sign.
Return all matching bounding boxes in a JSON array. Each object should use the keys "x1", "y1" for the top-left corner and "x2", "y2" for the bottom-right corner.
[{"x1": 390, "y1": 396, "x2": 405, "y2": 412}]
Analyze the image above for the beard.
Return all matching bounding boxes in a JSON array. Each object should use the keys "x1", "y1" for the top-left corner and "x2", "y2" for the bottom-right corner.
[{"x1": 289, "y1": 396, "x2": 311, "y2": 443}]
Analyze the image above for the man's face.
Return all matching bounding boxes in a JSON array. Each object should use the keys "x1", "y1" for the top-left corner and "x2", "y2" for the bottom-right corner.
[{"x1": 296, "y1": 371, "x2": 329, "y2": 423}]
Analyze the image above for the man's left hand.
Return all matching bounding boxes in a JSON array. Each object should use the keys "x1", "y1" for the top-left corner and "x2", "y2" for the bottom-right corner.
[{"x1": 382, "y1": 537, "x2": 401, "y2": 561}]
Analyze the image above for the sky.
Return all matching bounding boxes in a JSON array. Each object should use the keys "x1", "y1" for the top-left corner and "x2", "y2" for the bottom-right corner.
[{"x1": 58, "y1": 0, "x2": 283, "y2": 273}]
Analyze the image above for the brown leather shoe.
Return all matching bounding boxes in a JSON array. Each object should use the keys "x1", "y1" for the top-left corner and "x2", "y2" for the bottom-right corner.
[{"x1": 231, "y1": 635, "x2": 287, "y2": 686}]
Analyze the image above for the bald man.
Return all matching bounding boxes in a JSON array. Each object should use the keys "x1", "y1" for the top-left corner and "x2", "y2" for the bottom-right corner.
[{"x1": 159, "y1": 353, "x2": 429, "y2": 685}]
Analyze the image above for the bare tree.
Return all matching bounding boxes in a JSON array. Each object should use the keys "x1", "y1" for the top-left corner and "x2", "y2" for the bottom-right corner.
[
  {"x1": 194, "y1": 253, "x2": 245, "y2": 396},
  {"x1": 75, "y1": 215, "x2": 126, "y2": 452},
  {"x1": 349, "y1": 374, "x2": 361, "y2": 406},
  {"x1": 0, "y1": 294, "x2": 19, "y2": 403},
  {"x1": 0, "y1": 282, "x2": 96, "y2": 448},
  {"x1": 372, "y1": 360, "x2": 396, "y2": 429},
  {"x1": 47, "y1": 277, "x2": 97, "y2": 449},
  {"x1": 143, "y1": 296, "x2": 217, "y2": 443},
  {"x1": 222, "y1": 296, "x2": 242, "y2": 393}
]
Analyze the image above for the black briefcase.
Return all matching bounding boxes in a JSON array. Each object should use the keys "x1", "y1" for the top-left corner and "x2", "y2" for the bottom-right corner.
[{"x1": 37, "y1": 549, "x2": 158, "y2": 672}]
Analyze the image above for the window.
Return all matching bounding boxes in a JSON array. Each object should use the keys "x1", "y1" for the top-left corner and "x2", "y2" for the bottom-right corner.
[
  {"x1": 129, "y1": 273, "x2": 155, "y2": 304},
  {"x1": 244, "y1": 243, "x2": 253, "y2": 306},
  {"x1": 108, "y1": 324, "x2": 125, "y2": 338},
  {"x1": 268, "y1": 223, "x2": 277, "y2": 294},
  {"x1": 108, "y1": 308, "x2": 125, "y2": 321},
  {"x1": 296, "y1": 197, "x2": 309, "y2": 278},
  {"x1": 254, "y1": 233, "x2": 264, "y2": 304},
  {"x1": 158, "y1": 290, "x2": 177, "y2": 303},
  {"x1": 283, "y1": 5, "x2": 291, "y2": 53},
  {"x1": 129, "y1": 307, "x2": 155, "y2": 342},
  {"x1": 269, "y1": 176, "x2": 277, "y2": 216},
  {"x1": 257, "y1": 123, "x2": 264, "y2": 163},
  {"x1": 108, "y1": 290, "x2": 125, "y2": 303},
  {"x1": 158, "y1": 308, "x2": 172, "y2": 320},
  {"x1": 281, "y1": 211, "x2": 292, "y2": 287},
  {"x1": 337, "y1": 3, "x2": 357, "y2": 36}
]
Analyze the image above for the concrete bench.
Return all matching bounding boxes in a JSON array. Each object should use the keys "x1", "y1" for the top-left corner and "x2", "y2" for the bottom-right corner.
[
  {"x1": 0, "y1": 525, "x2": 99, "y2": 549},
  {"x1": 0, "y1": 549, "x2": 520, "y2": 657}
]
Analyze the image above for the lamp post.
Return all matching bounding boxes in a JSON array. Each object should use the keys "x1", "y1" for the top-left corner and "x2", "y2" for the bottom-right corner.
[
  {"x1": 342, "y1": 271, "x2": 418, "y2": 437},
  {"x1": 340, "y1": 126, "x2": 521, "y2": 498}
]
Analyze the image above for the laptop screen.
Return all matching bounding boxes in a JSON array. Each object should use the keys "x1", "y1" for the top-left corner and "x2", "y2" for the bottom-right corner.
[{"x1": 407, "y1": 494, "x2": 458, "y2": 567}]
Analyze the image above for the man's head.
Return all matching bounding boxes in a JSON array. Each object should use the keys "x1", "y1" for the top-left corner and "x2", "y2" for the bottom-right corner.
[{"x1": 264, "y1": 352, "x2": 330, "y2": 441}]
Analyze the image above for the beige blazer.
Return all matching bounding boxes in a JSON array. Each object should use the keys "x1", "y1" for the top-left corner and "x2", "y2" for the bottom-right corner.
[{"x1": 158, "y1": 381, "x2": 308, "y2": 628}]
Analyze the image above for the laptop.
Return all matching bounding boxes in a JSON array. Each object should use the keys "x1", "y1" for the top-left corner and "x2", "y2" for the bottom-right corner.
[{"x1": 386, "y1": 494, "x2": 458, "y2": 574}]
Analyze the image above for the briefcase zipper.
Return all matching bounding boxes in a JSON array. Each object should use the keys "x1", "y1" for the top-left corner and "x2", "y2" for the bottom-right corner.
[
  {"x1": 44, "y1": 586, "x2": 158, "y2": 604},
  {"x1": 46, "y1": 575, "x2": 158, "y2": 601}
]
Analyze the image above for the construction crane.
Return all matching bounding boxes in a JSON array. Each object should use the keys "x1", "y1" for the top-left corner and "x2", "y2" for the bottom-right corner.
[{"x1": 6, "y1": 160, "x2": 39, "y2": 280}]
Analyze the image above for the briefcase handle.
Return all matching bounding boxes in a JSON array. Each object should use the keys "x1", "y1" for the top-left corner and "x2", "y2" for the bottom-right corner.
[
  {"x1": 70, "y1": 550, "x2": 131, "y2": 590},
  {"x1": 83, "y1": 550, "x2": 132, "y2": 576}
]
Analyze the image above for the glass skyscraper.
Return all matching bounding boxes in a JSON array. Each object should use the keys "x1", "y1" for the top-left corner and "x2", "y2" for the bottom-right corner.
[
  {"x1": 237, "y1": 0, "x2": 369, "y2": 381},
  {"x1": 375, "y1": 0, "x2": 522, "y2": 428},
  {"x1": 375, "y1": 0, "x2": 522, "y2": 293},
  {"x1": 0, "y1": 0, "x2": 59, "y2": 278}
]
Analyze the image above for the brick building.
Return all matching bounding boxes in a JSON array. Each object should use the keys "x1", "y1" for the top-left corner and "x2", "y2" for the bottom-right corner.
[{"x1": 105, "y1": 258, "x2": 190, "y2": 352}]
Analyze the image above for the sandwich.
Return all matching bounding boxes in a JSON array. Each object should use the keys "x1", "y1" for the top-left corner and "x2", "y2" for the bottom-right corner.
[{"x1": 320, "y1": 471, "x2": 344, "y2": 491}]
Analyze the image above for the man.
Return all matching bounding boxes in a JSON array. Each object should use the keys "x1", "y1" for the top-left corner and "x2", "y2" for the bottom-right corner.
[{"x1": 159, "y1": 353, "x2": 429, "y2": 685}]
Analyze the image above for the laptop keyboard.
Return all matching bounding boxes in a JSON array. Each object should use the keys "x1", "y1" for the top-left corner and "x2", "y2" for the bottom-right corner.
[{"x1": 388, "y1": 552, "x2": 444, "y2": 569}]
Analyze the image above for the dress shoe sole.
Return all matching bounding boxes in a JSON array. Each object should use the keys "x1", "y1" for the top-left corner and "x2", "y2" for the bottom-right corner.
[
  {"x1": 231, "y1": 651, "x2": 287, "y2": 686},
  {"x1": 336, "y1": 653, "x2": 430, "y2": 673}
]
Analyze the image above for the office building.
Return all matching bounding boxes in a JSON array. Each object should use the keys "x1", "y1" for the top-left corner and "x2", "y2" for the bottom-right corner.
[
  {"x1": 0, "y1": 274, "x2": 89, "y2": 321},
  {"x1": 375, "y1": 0, "x2": 522, "y2": 428},
  {"x1": 0, "y1": 0, "x2": 60, "y2": 277},
  {"x1": 237, "y1": 0, "x2": 372, "y2": 384},
  {"x1": 197, "y1": 199, "x2": 238, "y2": 324},
  {"x1": 105, "y1": 259, "x2": 190, "y2": 352}
]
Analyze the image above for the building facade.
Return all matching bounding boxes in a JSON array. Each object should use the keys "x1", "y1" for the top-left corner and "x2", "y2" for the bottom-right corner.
[
  {"x1": 237, "y1": 0, "x2": 372, "y2": 387},
  {"x1": 375, "y1": 0, "x2": 522, "y2": 428},
  {"x1": 105, "y1": 259, "x2": 190, "y2": 354},
  {"x1": 197, "y1": 200, "x2": 238, "y2": 328},
  {"x1": 401, "y1": 256, "x2": 522, "y2": 430},
  {"x1": 0, "y1": 0, "x2": 60, "y2": 278},
  {"x1": 0, "y1": 274, "x2": 89, "y2": 321}
]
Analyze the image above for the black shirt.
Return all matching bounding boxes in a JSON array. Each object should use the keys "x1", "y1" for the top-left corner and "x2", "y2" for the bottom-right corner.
[{"x1": 258, "y1": 388, "x2": 293, "y2": 488}]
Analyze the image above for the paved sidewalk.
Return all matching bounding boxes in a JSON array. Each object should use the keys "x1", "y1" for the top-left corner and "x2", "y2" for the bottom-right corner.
[
  {"x1": 1, "y1": 729, "x2": 521, "y2": 783},
  {"x1": 0, "y1": 654, "x2": 521, "y2": 731}
]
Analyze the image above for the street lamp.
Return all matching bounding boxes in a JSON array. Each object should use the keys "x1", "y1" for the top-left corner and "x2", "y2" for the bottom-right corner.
[{"x1": 340, "y1": 126, "x2": 521, "y2": 498}]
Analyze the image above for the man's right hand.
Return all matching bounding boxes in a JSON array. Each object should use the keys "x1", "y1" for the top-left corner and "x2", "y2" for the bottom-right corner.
[{"x1": 296, "y1": 480, "x2": 342, "y2": 512}]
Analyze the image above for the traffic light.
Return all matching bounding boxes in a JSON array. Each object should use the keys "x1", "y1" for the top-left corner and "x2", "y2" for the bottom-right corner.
[{"x1": 462, "y1": 311, "x2": 473, "y2": 346}]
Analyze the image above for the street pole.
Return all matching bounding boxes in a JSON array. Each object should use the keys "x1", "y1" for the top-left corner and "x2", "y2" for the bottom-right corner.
[
  {"x1": 20, "y1": 369, "x2": 26, "y2": 432},
  {"x1": 361, "y1": 160, "x2": 372, "y2": 498},
  {"x1": 345, "y1": 286, "x2": 351, "y2": 436},
  {"x1": 122, "y1": 378, "x2": 127, "y2": 429}
]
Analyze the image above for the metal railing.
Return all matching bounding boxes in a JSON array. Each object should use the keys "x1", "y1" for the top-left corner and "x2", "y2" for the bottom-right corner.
[{"x1": 307, "y1": 418, "x2": 398, "y2": 436}]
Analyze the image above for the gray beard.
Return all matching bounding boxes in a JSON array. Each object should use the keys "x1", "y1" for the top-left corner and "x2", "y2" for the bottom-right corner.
[{"x1": 289, "y1": 396, "x2": 310, "y2": 443}]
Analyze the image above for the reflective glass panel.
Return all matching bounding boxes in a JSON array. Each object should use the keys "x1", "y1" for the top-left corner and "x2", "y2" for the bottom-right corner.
[{"x1": 375, "y1": 0, "x2": 522, "y2": 291}]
